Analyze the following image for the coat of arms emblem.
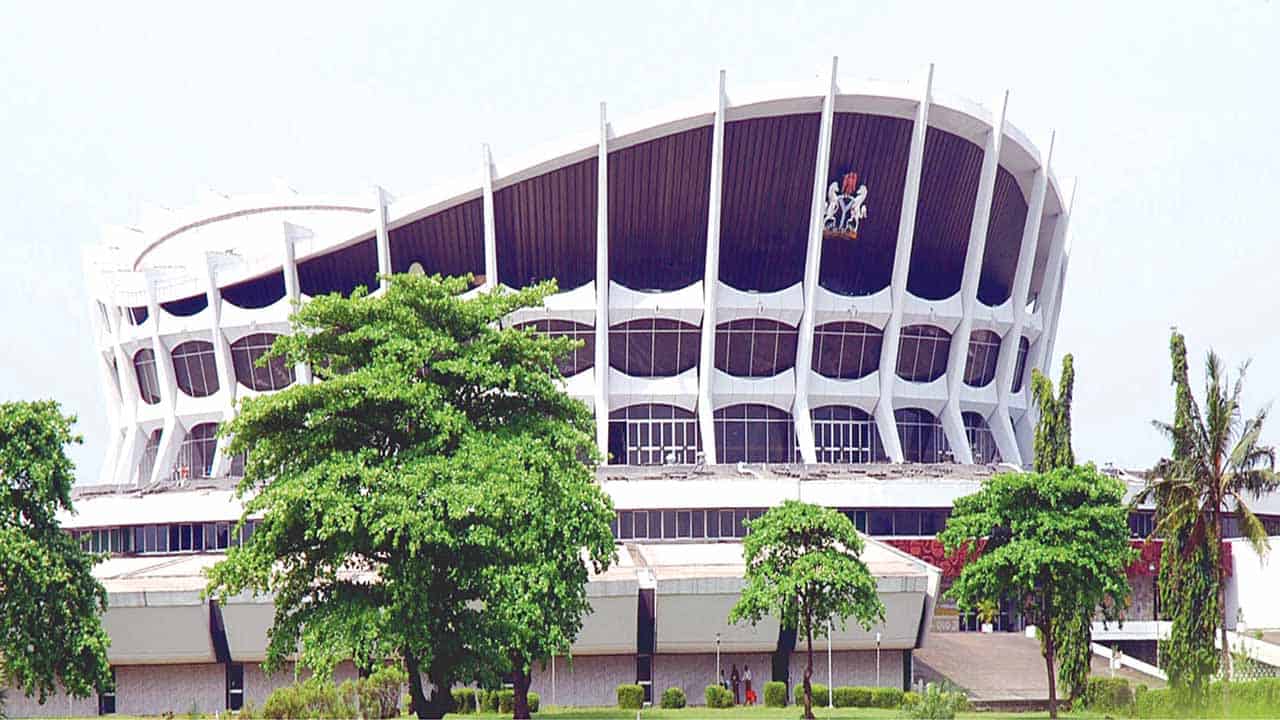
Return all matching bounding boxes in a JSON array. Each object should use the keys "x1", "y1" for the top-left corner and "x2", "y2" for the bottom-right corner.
[{"x1": 822, "y1": 171, "x2": 868, "y2": 240}]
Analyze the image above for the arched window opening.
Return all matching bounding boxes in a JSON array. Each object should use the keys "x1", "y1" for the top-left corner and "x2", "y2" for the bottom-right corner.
[
  {"x1": 161, "y1": 294, "x2": 208, "y2": 317},
  {"x1": 127, "y1": 306, "x2": 148, "y2": 326},
  {"x1": 896, "y1": 325, "x2": 951, "y2": 382},
  {"x1": 230, "y1": 333, "x2": 295, "y2": 391},
  {"x1": 811, "y1": 405, "x2": 885, "y2": 464},
  {"x1": 173, "y1": 423, "x2": 218, "y2": 480},
  {"x1": 714, "y1": 318, "x2": 798, "y2": 377},
  {"x1": 812, "y1": 321, "x2": 882, "y2": 379},
  {"x1": 607, "y1": 405, "x2": 700, "y2": 465},
  {"x1": 963, "y1": 411, "x2": 1002, "y2": 464},
  {"x1": 608, "y1": 318, "x2": 699, "y2": 377},
  {"x1": 714, "y1": 404, "x2": 798, "y2": 463},
  {"x1": 516, "y1": 320, "x2": 595, "y2": 377},
  {"x1": 895, "y1": 407, "x2": 949, "y2": 463},
  {"x1": 133, "y1": 348, "x2": 162, "y2": 405},
  {"x1": 963, "y1": 330, "x2": 1002, "y2": 387},
  {"x1": 137, "y1": 429, "x2": 161, "y2": 484},
  {"x1": 1012, "y1": 337, "x2": 1031, "y2": 393},
  {"x1": 172, "y1": 341, "x2": 220, "y2": 398}
]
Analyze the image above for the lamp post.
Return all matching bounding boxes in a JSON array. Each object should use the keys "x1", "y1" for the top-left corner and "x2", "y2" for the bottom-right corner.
[
  {"x1": 715, "y1": 632, "x2": 721, "y2": 688},
  {"x1": 875, "y1": 631, "x2": 882, "y2": 687},
  {"x1": 827, "y1": 619, "x2": 834, "y2": 708}
]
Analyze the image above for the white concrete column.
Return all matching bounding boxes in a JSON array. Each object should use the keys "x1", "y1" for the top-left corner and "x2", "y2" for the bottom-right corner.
[
  {"x1": 86, "y1": 289, "x2": 125, "y2": 484},
  {"x1": 792, "y1": 57, "x2": 839, "y2": 465},
  {"x1": 149, "y1": 416, "x2": 183, "y2": 485},
  {"x1": 697, "y1": 70, "x2": 728, "y2": 465},
  {"x1": 595, "y1": 103, "x2": 611, "y2": 457},
  {"x1": 992, "y1": 133, "x2": 1054, "y2": 467},
  {"x1": 281, "y1": 222, "x2": 313, "y2": 385},
  {"x1": 1028, "y1": 178, "x2": 1076, "y2": 375},
  {"x1": 940, "y1": 92, "x2": 1008, "y2": 464},
  {"x1": 374, "y1": 185, "x2": 393, "y2": 290},
  {"x1": 875, "y1": 64, "x2": 933, "y2": 463},
  {"x1": 481, "y1": 144, "x2": 499, "y2": 290},
  {"x1": 104, "y1": 294, "x2": 144, "y2": 484},
  {"x1": 201, "y1": 256, "x2": 237, "y2": 476},
  {"x1": 143, "y1": 277, "x2": 184, "y2": 485},
  {"x1": 1041, "y1": 245, "x2": 1072, "y2": 375}
]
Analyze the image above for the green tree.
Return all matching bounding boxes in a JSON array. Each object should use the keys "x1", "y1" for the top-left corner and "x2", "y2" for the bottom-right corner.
[
  {"x1": 1144, "y1": 331, "x2": 1278, "y2": 704},
  {"x1": 476, "y1": 432, "x2": 616, "y2": 719},
  {"x1": 205, "y1": 274, "x2": 612, "y2": 719},
  {"x1": 1029, "y1": 355, "x2": 1090, "y2": 703},
  {"x1": 1147, "y1": 330, "x2": 1219, "y2": 703},
  {"x1": 0, "y1": 401, "x2": 112, "y2": 704},
  {"x1": 728, "y1": 501, "x2": 884, "y2": 720},
  {"x1": 939, "y1": 466, "x2": 1133, "y2": 719}
]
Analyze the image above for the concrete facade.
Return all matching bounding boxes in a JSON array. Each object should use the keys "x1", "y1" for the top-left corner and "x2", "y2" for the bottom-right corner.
[
  {"x1": 526, "y1": 653, "x2": 633, "y2": 707},
  {"x1": 652, "y1": 652, "x2": 772, "y2": 705},
  {"x1": 787, "y1": 649, "x2": 907, "y2": 691},
  {"x1": 4, "y1": 686, "x2": 98, "y2": 719}
]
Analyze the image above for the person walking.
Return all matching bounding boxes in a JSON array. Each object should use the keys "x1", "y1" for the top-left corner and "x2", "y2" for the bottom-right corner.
[
  {"x1": 730, "y1": 664, "x2": 741, "y2": 705},
  {"x1": 744, "y1": 664, "x2": 754, "y2": 705},
  {"x1": 719, "y1": 668, "x2": 728, "y2": 690}
]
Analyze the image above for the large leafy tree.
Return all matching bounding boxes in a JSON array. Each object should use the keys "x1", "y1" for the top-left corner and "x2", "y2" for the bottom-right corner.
[
  {"x1": 940, "y1": 466, "x2": 1133, "y2": 719},
  {"x1": 1144, "y1": 330, "x2": 1278, "y2": 700},
  {"x1": 1029, "y1": 355, "x2": 1092, "y2": 703},
  {"x1": 475, "y1": 430, "x2": 615, "y2": 720},
  {"x1": 205, "y1": 274, "x2": 614, "y2": 719},
  {"x1": 0, "y1": 401, "x2": 112, "y2": 704},
  {"x1": 728, "y1": 501, "x2": 884, "y2": 720}
]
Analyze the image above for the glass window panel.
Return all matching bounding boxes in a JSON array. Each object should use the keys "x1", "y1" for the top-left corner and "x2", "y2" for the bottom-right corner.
[
  {"x1": 634, "y1": 511, "x2": 648, "y2": 539},
  {"x1": 662, "y1": 511, "x2": 676, "y2": 539},
  {"x1": 677, "y1": 511, "x2": 691, "y2": 538},
  {"x1": 619, "y1": 511, "x2": 634, "y2": 540},
  {"x1": 171, "y1": 341, "x2": 221, "y2": 398},
  {"x1": 691, "y1": 510, "x2": 705, "y2": 538},
  {"x1": 868, "y1": 511, "x2": 894, "y2": 536}
]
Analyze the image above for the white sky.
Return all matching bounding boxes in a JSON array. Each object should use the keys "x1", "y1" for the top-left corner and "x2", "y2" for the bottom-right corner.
[{"x1": 2, "y1": 1, "x2": 1277, "y2": 484}]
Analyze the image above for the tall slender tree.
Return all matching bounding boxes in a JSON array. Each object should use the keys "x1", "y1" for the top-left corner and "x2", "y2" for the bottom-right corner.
[
  {"x1": 0, "y1": 401, "x2": 112, "y2": 705},
  {"x1": 1145, "y1": 330, "x2": 1279, "y2": 701},
  {"x1": 1030, "y1": 355, "x2": 1092, "y2": 703}
]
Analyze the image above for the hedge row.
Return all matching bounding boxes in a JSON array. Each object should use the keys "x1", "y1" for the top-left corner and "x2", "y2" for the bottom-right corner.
[
  {"x1": 786, "y1": 683, "x2": 904, "y2": 708},
  {"x1": 449, "y1": 688, "x2": 539, "y2": 714}
]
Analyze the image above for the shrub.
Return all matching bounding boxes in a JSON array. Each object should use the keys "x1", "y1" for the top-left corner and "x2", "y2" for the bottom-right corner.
[
  {"x1": 903, "y1": 682, "x2": 968, "y2": 720},
  {"x1": 1083, "y1": 677, "x2": 1132, "y2": 713},
  {"x1": 528, "y1": 691, "x2": 540, "y2": 714},
  {"x1": 704, "y1": 684, "x2": 733, "y2": 709},
  {"x1": 360, "y1": 665, "x2": 406, "y2": 719},
  {"x1": 763, "y1": 681, "x2": 788, "y2": 708},
  {"x1": 478, "y1": 689, "x2": 499, "y2": 713},
  {"x1": 793, "y1": 682, "x2": 829, "y2": 706},
  {"x1": 451, "y1": 688, "x2": 477, "y2": 714},
  {"x1": 872, "y1": 686, "x2": 904, "y2": 708},
  {"x1": 261, "y1": 678, "x2": 355, "y2": 719},
  {"x1": 902, "y1": 690, "x2": 919, "y2": 708},
  {"x1": 659, "y1": 687, "x2": 686, "y2": 709},
  {"x1": 495, "y1": 689, "x2": 517, "y2": 714},
  {"x1": 617, "y1": 684, "x2": 644, "y2": 709},
  {"x1": 832, "y1": 686, "x2": 871, "y2": 707}
]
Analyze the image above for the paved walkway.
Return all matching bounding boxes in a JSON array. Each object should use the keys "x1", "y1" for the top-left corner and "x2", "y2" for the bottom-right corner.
[{"x1": 915, "y1": 632, "x2": 1164, "y2": 703}]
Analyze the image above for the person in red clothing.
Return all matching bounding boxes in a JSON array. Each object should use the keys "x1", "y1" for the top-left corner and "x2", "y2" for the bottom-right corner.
[{"x1": 744, "y1": 664, "x2": 755, "y2": 705}]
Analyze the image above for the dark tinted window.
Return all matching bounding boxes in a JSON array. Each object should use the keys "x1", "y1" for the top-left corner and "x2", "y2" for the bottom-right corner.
[
  {"x1": 962, "y1": 330, "x2": 1001, "y2": 387},
  {"x1": 714, "y1": 404, "x2": 797, "y2": 463},
  {"x1": 171, "y1": 341, "x2": 220, "y2": 398},
  {"x1": 230, "y1": 333, "x2": 294, "y2": 391},
  {"x1": 714, "y1": 318, "x2": 798, "y2": 377},
  {"x1": 896, "y1": 325, "x2": 951, "y2": 382},
  {"x1": 812, "y1": 322, "x2": 882, "y2": 379},
  {"x1": 609, "y1": 319, "x2": 699, "y2": 376}
]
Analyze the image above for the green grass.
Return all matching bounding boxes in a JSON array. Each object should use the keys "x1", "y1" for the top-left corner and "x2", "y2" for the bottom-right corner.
[{"x1": 449, "y1": 707, "x2": 1107, "y2": 719}]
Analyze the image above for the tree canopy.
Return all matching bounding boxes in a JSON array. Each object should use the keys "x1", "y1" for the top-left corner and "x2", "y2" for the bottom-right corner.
[
  {"x1": 939, "y1": 466, "x2": 1133, "y2": 719},
  {"x1": 205, "y1": 274, "x2": 615, "y2": 719},
  {"x1": 729, "y1": 501, "x2": 884, "y2": 720},
  {"x1": 0, "y1": 401, "x2": 111, "y2": 703},
  {"x1": 1144, "y1": 330, "x2": 1278, "y2": 704}
]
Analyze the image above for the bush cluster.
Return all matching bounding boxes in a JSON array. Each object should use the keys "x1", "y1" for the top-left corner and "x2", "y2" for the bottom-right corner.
[
  {"x1": 704, "y1": 684, "x2": 733, "y2": 708},
  {"x1": 792, "y1": 682, "x2": 829, "y2": 705},
  {"x1": 902, "y1": 682, "x2": 969, "y2": 720},
  {"x1": 260, "y1": 665, "x2": 406, "y2": 720},
  {"x1": 1083, "y1": 677, "x2": 1133, "y2": 713},
  {"x1": 659, "y1": 686, "x2": 686, "y2": 709},
  {"x1": 468, "y1": 689, "x2": 539, "y2": 714},
  {"x1": 616, "y1": 684, "x2": 645, "y2": 709},
  {"x1": 763, "y1": 681, "x2": 788, "y2": 707},
  {"x1": 1132, "y1": 678, "x2": 1280, "y2": 718}
]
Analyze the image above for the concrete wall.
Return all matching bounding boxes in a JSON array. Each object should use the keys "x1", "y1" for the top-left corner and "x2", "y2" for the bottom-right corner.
[
  {"x1": 787, "y1": 649, "x2": 906, "y2": 691},
  {"x1": 650, "y1": 652, "x2": 772, "y2": 705},
  {"x1": 1226, "y1": 537, "x2": 1280, "y2": 631},
  {"x1": 4, "y1": 685, "x2": 97, "y2": 719},
  {"x1": 116, "y1": 663, "x2": 224, "y2": 716},
  {"x1": 527, "y1": 653, "x2": 633, "y2": 707}
]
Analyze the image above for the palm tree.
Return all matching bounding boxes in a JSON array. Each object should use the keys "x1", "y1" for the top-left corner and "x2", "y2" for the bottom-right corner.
[{"x1": 1147, "y1": 342, "x2": 1279, "y2": 683}]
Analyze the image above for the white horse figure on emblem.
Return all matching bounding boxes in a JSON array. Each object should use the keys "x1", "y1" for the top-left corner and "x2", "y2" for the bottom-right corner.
[{"x1": 823, "y1": 172, "x2": 868, "y2": 237}]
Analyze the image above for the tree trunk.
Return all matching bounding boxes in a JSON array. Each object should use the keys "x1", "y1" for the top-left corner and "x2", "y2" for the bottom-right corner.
[
  {"x1": 803, "y1": 604, "x2": 815, "y2": 720},
  {"x1": 1216, "y1": 502, "x2": 1232, "y2": 712},
  {"x1": 403, "y1": 650, "x2": 431, "y2": 720},
  {"x1": 422, "y1": 658, "x2": 456, "y2": 720},
  {"x1": 1044, "y1": 596, "x2": 1058, "y2": 720},
  {"x1": 510, "y1": 653, "x2": 532, "y2": 720}
]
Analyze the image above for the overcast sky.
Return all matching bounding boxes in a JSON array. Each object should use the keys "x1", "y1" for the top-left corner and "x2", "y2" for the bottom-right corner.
[{"x1": 2, "y1": 1, "x2": 1277, "y2": 484}]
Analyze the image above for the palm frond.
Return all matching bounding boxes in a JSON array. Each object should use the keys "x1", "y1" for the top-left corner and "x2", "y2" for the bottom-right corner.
[{"x1": 1230, "y1": 492, "x2": 1272, "y2": 557}]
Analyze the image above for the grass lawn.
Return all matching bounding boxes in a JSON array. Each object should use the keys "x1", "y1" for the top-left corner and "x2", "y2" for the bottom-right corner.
[{"x1": 450, "y1": 707, "x2": 1109, "y2": 719}]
